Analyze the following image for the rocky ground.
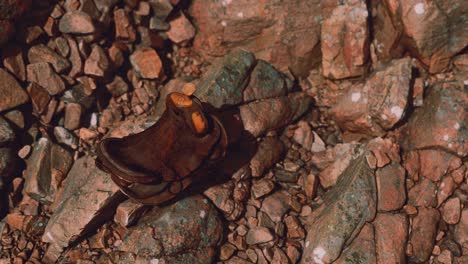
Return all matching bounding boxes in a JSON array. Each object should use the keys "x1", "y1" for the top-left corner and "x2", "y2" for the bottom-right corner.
[{"x1": 0, "y1": 0, "x2": 466, "y2": 264}]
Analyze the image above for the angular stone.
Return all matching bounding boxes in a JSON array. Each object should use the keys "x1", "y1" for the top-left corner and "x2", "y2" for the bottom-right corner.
[
  {"x1": 64, "y1": 103, "x2": 82, "y2": 130},
  {"x1": 250, "y1": 136, "x2": 285, "y2": 177},
  {"x1": 271, "y1": 247, "x2": 289, "y2": 264},
  {"x1": 284, "y1": 215, "x2": 305, "y2": 239},
  {"x1": 322, "y1": 0, "x2": 369, "y2": 79},
  {"x1": 335, "y1": 223, "x2": 376, "y2": 264},
  {"x1": 0, "y1": 147, "x2": 15, "y2": 182},
  {"x1": 27, "y1": 44, "x2": 71, "y2": 74},
  {"x1": 246, "y1": 226, "x2": 274, "y2": 245},
  {"x1": 204, "y1": 181, "x2": 243, "y2": 221},
  {"x1": 261, "y1": 190, "x2": 291, "y2": 223},
  {"x1": 252, "y1": 179, "x2": 274, "y2": 199},
  {"x1": 114, "y1": 8, "x2": 136, "y2": 42},
  {"x1": 53, "y1": 126, "x2": 78, "y2": 149},
  {"x1": 118, "y1": 195, "x2": 222, "y2": 263},
  {"x1": 312, "y1": 143, "x2": 358, "y2": 189},
  {"x1": 84, "y1": 45, "x2": 110, "y2": 77},
  {"x1": 374, "y1": 213, "x2": 408, "y2": 264},
  {"x1": 330, "y1": 57, "x2": 412, "y2": 136},
  {"x1": 191, "y1": 0, "x2": 321, "y2": 77},
  {"x1": 43, "y1": 156, "x2": 122, "y2": 252},
  {"x1": 376, "y1": 162, "x2": 406, "y2": 211},
  {"x1": 27, "y1": 63, "x2": 65, "y2": 96},
  {"x1": 0, "y1": 68, "x2": 29, "y2": 112},
  {"x1": 454, "y1": 209, "x2": 468, "y2": 247},
  {"x1": 23, "y1": 138, "x2": 73, "y2": 205},
  {"x1": 59, "y1": 11, "x2": 95, "y2": 34},
  {"x1": 387, "y1": 0, "x2": 467, "y2": 73},
  {"x1": 409, "y1": 207, "x2": 440, "y2": 263},
  {"x1": 442, "y1": 197, "x2": 461, "y2": 225},
  {"x1": 106, "y1": 75, "x2": 128, "y2": 97},
  {"x1": 419, "y1": 149, "x2": 459, "y2": 182},
  {"x1": 0, "y1": 117, "x2": 16, "y2": 146},
  {"x1": 65, "y1": 35, "x2": 83, "y2": 78},
  {"x1": 27, "y1": 82, "x2": 51, "y2": 115},
  {"x1": 408, "y1": 177, "x2": 437, "y2": 208},
  {"x1": 406, "y1": 82, "x2": 466, "y2": 156},
  {"x1": 437, "y1": 175, "x2": 457, "y2": 207},
  {"x1": 2, "y1": 45, "x2": 26, "y2": 81},
  {"x1": 194, "y1": 49, "x2": 256, "y2": 109},
  {"x1": 167, "y1": 13, "x2": 196, "y2": 44},
  {"x1": 302, "y1": 150, "x2": 377, "y2": 264},
  {"x1": 114, "y1": 199, "x2": 149, "y2": 227},
  {"x1": 129, "y1": 47, "x2": 163, "y2": 79},
  {"x1": 240, "y1": 92, "x2": 312, "y2": 137}
]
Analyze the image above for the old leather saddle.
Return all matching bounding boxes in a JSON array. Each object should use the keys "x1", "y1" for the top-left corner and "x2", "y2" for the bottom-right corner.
[{"x1": 95, "y1": 92, "x2": 230, "y2": 205}]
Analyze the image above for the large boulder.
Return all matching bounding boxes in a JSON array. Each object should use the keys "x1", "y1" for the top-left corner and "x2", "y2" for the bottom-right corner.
[{"x1": 191, "y1": 0, "x2": 322, "y2": 77}]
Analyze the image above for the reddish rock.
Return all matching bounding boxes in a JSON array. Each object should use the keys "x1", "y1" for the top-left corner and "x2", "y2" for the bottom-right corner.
[
  {"x1": 0, "y1": 68, "x2": 29, "y2": 112},
  {"x1": 303, "y1": 151, "x2": 376, "y2": 264},
  {"x1": 220, "y1": 243, "x2": 237, "y2": 260},
  {"x1": 64, "y1": 103, "x2": 82, "y2": 130},
  {"x1": 167, "y1": 13, "x2": 196, "y2": 44},
  {"x1": 369, "y1": 0, "x2": 404, "y2": 63},
  {"x1": 409, "y1": 207, "x2": 440, "y2": 262},
  {"x1": 437, "y1": 175, "x2": 457, "y2": 207},
  {"x1": 43, "y1": 156, "x2": 122, "y2": 253},
  {"x1": 129, "y1": 47, "x2": 163, "y2": 79},
  {"x1": 406, "y1": 82, "x2": 466, "y2": 156},
  {"x1": 23, "y1": 137, "x2": 73, "y2": 204},
  {"x1": 373, "y1": 213, "x2": 408, "y2": 264},
  {"x1": 442, "y1": 197, "x2": 461, "y2": 225},
  {"x1": 27, "y1": 44, "x2": 70, "y2": 74},
  {"x1": 250, "y1": 136, "x2": 285, "y2": 177},
  {"x1": 271, "y1": 247, "x2": 289, "y2": 264},
  {"x1": 59, "y1": 11, "x2": 95, "y2": 34},
  {"x1": 246, "y1": 226, "x2": 274, "y2": 245},
  {"x1": 84, "y1": 45, "x2": 110, "y2": 77},
  {"x1": 108, "y1": 43, "x2": 126, "y2": 68},
  {"x1": 376, "y1": 162, "x2": 406, "y2": 211},
  {"x1": 330, "y1": 57, "x2": 412, "y2": 136},
  {"x1": 386, "y1": 0, "x2": 467, "y2": 73},
  {"x1": 2, "y1": 46, "x2": 26, "y2": 81},
  {"x1": 311, "y1": 143, "x2": 358, "y2": 189},
  {"x1": 419, "y1": 149, "x2": 459, "y2": 182},
  {"x1": 114, "y1": 199, "x2": 149, "y2": 227},
  {"x1": 303, "y1": 173, "x2": 318, "y2": 199},
  {"x1": 251, "y1": 179, "x2": 275, "y2": 199},
  {"x1": 65, "y1": 35, "x2": 83, "y2": 78},
  {"x1": 106, "y1": 76, "x2": 128, "y2": 97},
  {"x1": 284, "y1": 215, "x2": 305, "y2": 239},
  {"x1": 27, "y1": 82, "x2": 51, "y2": 114},
  {"x1": 321, "y1": 0, "x2": 369, "y2": 79},
  {"x1": 191, "y1": 0, "x2": 321, "y2": 77},
  {"x1": 408, "y1": 177, "x2": 437, "y2": 208},
  {"x1": 240, "y1": 92, "x2": 312, "y2": 137},
  {"x1": 335, "y1": 223, "x2": 376, "y2": 264},
  {"x1": 403, "y1": 151, "x2": 420, "y2": 181},
  {"x1": 454, "y1": 209, "x2": 467, "y2": 247},
  {"x1": 261, "y1": 190, "x2": 291, "y2": 223},
  {"x1": 114, "y1": 8, "x2": 136, "y2": 42},
  {"x1": 26, "y1": 62, "x2": 65, "y2": 96},
  {"x1": 204, "y1": 181, "x2": 243, "y2": 221}
]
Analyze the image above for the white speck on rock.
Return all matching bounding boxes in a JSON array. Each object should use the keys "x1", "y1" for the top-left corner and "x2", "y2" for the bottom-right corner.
[
  {"x1": 237, "y1": 12, "x2": 244, "y2": 18},
  {"x1": 313, "y1": 247, "x2": 326, "y2": 264},
  {"x1": 305, "y1": 241, "x2": 310, "y2": 248},
  {"x1": 221, "y1": 0, "x2": 232, "y2": 6},
  {"x1": 150, "y1": 259, "x2": 159, "y2": 264},
  {"x1": 464, "y1": 80, "x2": 468, "y2": 85},
  {"x1": 221, "y1": 20, "x2": 227, "y2": 27},
  {"x1": 381, "y1": 114, "x2": 388, "y2": 120},
  {"x1": 443, "y1": 134, "x2": 449, "y2": 141},
  {"x1": 351, "y1": 92, "x2": 361, "y2": 102},
  {"x1": 454, "y1": 123, "x2": 460, "y2": 130},
  {"x1": 414, "y1": 3, "x2": 425, "y2": 15},
  {"x1": 391, "y1": 106, "x2": 403, "y2": 118},
  {"x1": 200, "y1": 210, "x2": 206, "y2": 218}
]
